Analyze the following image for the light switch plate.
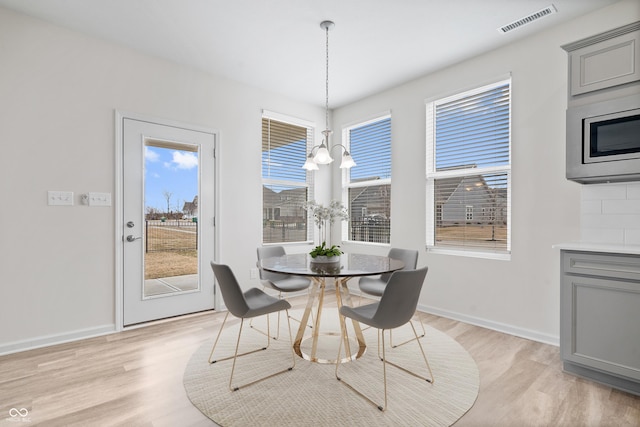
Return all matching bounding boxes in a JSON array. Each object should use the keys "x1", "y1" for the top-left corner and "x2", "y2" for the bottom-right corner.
[
  {"x1": 88, "y1": 192, "x2": 112, "y2": 207},
  {"x1": 48, "y1": 191, "x2": 74, "y2": 206}
]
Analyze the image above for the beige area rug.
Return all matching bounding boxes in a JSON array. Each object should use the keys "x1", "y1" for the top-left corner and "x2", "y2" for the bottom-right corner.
[{"x1": 184, "y1": 309, "x2": 479, "y2": 426}]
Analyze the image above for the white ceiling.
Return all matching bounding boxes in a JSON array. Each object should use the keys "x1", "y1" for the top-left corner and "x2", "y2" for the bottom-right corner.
[{"x1": 0, "y1": 0, "x2": 621, "y2": 107}]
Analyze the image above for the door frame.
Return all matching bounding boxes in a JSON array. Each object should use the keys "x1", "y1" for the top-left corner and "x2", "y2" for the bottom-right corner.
[{"x1": 114, "y1": 110, "x2": 220, "y2": 331}]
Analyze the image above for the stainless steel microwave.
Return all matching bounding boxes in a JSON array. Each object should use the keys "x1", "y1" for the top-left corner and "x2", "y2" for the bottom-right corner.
[{"x1": 567, "y1": 94, "x2": 640, "y2": 183}]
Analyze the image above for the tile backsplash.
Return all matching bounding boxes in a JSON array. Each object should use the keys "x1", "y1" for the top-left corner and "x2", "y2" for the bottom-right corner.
[{"x1": 581, "y1": 182, "x2": 640, "y2": 245}]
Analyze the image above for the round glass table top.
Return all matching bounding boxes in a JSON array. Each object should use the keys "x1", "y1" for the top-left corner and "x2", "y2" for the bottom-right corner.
[{"x1": 259, "y1": 252, "x2": 405, "y2": 278}]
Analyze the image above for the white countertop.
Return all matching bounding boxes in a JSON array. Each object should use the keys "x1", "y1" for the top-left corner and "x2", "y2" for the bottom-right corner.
[{"x1": 553, "y1": 242, "x2": 640, "y2": 255}]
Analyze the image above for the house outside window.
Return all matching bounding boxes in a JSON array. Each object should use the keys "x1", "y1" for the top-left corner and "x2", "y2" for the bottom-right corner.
[
  {"x1": 342, "y1": 114, "x2": 391, "y2": 244},
  {"x1": 262, "y1": 111, "x2": 314, "y2": 244},
  {"x1": 426, "y1": 79, "x2": 511, "y2": 256}
]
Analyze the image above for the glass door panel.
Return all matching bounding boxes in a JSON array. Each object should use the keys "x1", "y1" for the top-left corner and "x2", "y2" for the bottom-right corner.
[{"x1": 143, "y1": 141, "x2": 199, "y2": 298}]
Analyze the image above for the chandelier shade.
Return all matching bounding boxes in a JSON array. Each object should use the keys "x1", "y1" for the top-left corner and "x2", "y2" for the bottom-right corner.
[
  {"x1": 313, "y1": 143, "x2": 333, "y2": 164},
  {"x1": 339, "y1": 151, "x2": 356, "y2": 169},
  {"x1": 302, "y1": 153, "x2": 320, "y2": 170}
]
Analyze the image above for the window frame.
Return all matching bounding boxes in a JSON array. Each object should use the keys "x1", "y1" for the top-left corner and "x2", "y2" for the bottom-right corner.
[
  {"x1": 261, "y1": 110, "x2": 315, "y2": 245},
  {"x1": 425, "y1": 79, "x2": 512, "y2": 260},
  {"x1": 341, "y1": 112, "x2": 392, "y2": 245}
]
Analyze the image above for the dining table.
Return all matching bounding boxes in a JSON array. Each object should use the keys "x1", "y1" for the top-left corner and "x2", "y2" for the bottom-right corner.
[{"x1": 259, "y1": 252, "x2": 405, "y2": 364}]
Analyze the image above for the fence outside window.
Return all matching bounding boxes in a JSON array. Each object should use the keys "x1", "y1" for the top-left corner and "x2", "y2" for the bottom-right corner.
[
  {"x1": 349, "y1": 218, "x2": 391, "y2": 244},
  {"x1": 261, "y1": 218, "x2": 391, "y2": 244},
  {"x1": 262, "y1": 220, "x2": 307, "y2": 244}
]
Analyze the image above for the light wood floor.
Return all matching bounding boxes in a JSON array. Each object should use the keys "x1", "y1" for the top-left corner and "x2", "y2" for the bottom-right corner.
[{"x1": 1, "y1": 295, "x2": 638, "y2": 426}]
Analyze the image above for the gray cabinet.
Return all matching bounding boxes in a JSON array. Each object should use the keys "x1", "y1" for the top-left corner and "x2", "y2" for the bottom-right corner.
[
  {"x1": 561, "y1": 22, "x2": 640, "y2": 184},
  {"x1": 560, "y1": 250, "x2": 640, "y2": 395},
  {"x1": 562, "y1": 22, "x2": 640, "y2": 99}
]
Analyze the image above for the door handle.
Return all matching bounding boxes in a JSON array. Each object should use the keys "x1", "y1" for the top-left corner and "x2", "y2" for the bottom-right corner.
[{"x1": 126, "y1": 235, "x2": 142, "y2": 242}]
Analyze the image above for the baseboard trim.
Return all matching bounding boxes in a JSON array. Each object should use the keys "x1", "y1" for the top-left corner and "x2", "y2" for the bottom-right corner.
[
  {"x1": 0, "y1": 324, "x2": 117, "y2": 356},
  {"x1": 419, "y1": 304, "x2": 559, "y2": 347}
]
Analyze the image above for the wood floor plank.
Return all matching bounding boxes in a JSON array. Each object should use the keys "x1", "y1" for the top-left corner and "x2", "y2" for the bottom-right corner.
[{"x1": 0, "y1": 298, "x2": 638, "y2": 426}]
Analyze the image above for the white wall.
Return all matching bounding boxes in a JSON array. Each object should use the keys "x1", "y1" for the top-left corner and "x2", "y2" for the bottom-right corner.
[
  {"x1": 0, "y1": 7, "x2": 325, "y2": 352},
  {"x1": 333, "y1": 0, "x2": 639, "y2": 345}
]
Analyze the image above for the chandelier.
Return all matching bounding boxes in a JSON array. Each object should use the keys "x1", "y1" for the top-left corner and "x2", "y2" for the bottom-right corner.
[{"x1": 302, "y1": 20, "x2": 356, "y2": 171}]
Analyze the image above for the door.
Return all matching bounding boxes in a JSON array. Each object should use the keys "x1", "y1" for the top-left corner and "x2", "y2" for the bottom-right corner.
[{"x1": 122, "y1": 117, "x2": 216, "y2": 326}]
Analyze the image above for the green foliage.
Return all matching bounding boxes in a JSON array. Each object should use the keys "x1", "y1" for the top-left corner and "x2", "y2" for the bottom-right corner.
[{"x1": 309, "y1": 241, "x2": 343, "y2": 258}]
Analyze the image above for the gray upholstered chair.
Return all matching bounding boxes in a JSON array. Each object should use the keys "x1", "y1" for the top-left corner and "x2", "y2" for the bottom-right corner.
[
  {"x1": 358, "y1": 248, "x2": 418, "y2": 296},
  {"x1": 208, "y1": 262, "x2": 295, "y2": 391},
  {"x1": 358, "y1": 247, "x2": 425, "y2": 347},
  {"x1": 336, "y1": 266, "x2": 433, "y2": 411},
  {"x1": 255, "y1": 246, "x2": 312, "y2": 339}
]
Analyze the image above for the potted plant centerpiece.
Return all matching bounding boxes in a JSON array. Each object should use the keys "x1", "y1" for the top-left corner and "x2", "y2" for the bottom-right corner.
[
  {"x1": 302, "y1": 200, "x2": 349, "y2": 263},
  {"x1": 309, "y1": 241, "x2": 342, "y2": 263}
]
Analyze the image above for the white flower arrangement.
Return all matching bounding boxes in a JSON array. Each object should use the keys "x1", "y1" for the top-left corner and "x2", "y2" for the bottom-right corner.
[{"x1": 302, "y1": 200, "x2": 349, "y2": 245}]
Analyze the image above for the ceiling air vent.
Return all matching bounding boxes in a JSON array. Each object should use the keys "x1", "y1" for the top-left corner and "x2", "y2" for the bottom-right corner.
[{"x1": 498, "y1": 5, "x2": 557, "y2": 34}]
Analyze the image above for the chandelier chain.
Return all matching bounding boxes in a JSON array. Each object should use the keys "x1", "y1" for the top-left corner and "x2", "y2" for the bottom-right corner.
[{"x1": 325, "y1": 24, "x2": 330, "y2": 131}]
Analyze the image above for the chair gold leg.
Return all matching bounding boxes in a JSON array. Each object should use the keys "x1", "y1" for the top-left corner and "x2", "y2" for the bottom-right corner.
[
  {"x1": 249, "y1": 288, "x2": 284, "y2": 340},
  {"x1": 411, "y1": 321, "x2": 434, "y2": 384},
  {"x1": 251, "y1": 311, "x2": 292, "y2": 340},
  {"x1": 336, "y1": 323, "x2": 388, "y2": 411},
  {"x1": 209, "y1": 312, "x2": 270, "y2": 365},
  {"x1": 284, "y1": 309, "x2": 297, "y2": 368},
  {"x1": 228, "y1": 318, "x2": 246, "y2": 391},
  {"x1": 211, "y1": 310, "x2": 295, "y2": 392},
  {"x1": 337, "y1": 321, "x2": 434, "y2": 411},
  {"x1": 208, "y1": 312, "x2": 228, "y2": 363},
  {"x1": 390, "y1": 315, "x2": 426, "y2": 348},
  {"x1": 383, "y1": 322, "x2": 434, "y2": 384},
  {"x1": 381, "y1": 330, "x2": 388, "y2": 411},
  {"x1": 250, "y1": 288, "x2": 313, "y2": 340}
]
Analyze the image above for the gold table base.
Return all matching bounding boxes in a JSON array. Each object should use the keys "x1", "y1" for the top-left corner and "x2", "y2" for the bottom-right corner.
[{"x1": 293, "y1": 277, "x2": 366, "y2": 364}]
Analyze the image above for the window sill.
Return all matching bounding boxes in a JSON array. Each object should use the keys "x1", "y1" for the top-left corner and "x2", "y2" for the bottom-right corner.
[
  {"x1": 343, "y1": 240, "x2": 390, "y2": 248},
  {"x1": 426, "y1": 246, "x2": 511, "y2": 261}
]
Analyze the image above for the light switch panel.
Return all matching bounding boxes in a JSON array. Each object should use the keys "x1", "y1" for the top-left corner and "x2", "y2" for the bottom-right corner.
[
  {"x1": 48, "y1": 191, "x2": 74, "y2": 206},
  {"x1": 88, "y1": 192, "x2": 112, "y2": 206}
]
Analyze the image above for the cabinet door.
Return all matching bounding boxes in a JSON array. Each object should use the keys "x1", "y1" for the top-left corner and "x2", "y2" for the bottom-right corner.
[
  {"x1": 561, "y1": 274, "x2": 640, "y2": 381},
  {"x1": 568, "y1": 28, "x2": 640, "y2": 96}
]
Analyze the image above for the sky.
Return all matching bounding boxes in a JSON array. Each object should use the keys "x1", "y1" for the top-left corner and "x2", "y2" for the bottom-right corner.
[{"x1": 144, "y1": 145, "x2": 198, "y2": 214}]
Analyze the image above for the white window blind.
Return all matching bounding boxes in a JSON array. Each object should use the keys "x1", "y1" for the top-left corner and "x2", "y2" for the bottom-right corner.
[
  {"x1": 426, "y1": 79, "x2": 511, "y2": 255},
  {"x1": 343, "y1": 114, "x2": 391, "y2": 244},
  {"x1": 262, "y1": 114, "x2": 314, "y2": 244}
]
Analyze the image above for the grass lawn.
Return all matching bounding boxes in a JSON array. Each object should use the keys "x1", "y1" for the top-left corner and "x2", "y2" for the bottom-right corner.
[
  {"x1": 145, "y1": 249, "x2": 197, "y2": 279},
  {"x1": 436, "y1": 224, "x2": 507, "y2": 249},
  {"x1": 144, "y1": 222, "x2": 198, "y2": 279}
]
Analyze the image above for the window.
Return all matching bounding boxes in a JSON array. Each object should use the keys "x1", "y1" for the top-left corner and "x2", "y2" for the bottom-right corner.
[
  {"x1": 426, "y1": 79, "x2": 511, "y2": 255},
  {"x1": 342, "y1": 114, "x2": 391, "y2": 244},
  {"x1": 465, "y1": 206, "x2": 474, "y2": 221},
  {"x1": 262, "y1": 112, "x2": 314, "y2": 244}
]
